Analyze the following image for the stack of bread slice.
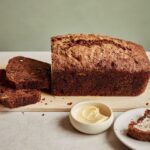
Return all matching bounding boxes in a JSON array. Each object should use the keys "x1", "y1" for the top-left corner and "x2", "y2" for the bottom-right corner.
[{"x1": 0, "y1": 56, "x2": 51, "y2": 108}]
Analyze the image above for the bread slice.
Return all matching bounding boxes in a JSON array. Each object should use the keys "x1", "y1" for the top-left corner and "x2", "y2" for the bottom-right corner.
[
  {"x1": 0, "y1": 69, "x2": 41, "y2": 108},
  {"x1": 127, "y1": 109, "x2": 150, "y2": 141},
  {"x1": 6, "y1": 56, "x2": 51, "y2": 90}
]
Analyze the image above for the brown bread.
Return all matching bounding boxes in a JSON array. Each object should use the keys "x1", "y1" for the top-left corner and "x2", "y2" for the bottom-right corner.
[
  {"x1": 51, "y1": 34, "x2": 150, "y2": 96},
  {"x1": 0, "y1": 69, "x2": 41, "y2": 108},
  {"x1": 6, "y1": 56, "x2": 51, "y2": 90},
  {"x1": 127, "y1": 109, "x2": 150, "y2": 141}
]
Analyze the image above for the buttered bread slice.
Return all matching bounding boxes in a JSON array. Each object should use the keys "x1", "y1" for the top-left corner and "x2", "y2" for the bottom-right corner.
[{"x1": 127, "y1": 109, "x2": 150, "y2": 141}]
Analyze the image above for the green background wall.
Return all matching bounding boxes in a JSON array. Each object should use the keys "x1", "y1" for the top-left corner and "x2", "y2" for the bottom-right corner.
[{"x1": 0, "y1": 0, "x2": 149, "y2": 51}]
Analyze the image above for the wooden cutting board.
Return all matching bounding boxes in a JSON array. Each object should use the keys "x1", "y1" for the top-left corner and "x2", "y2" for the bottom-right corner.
[
  {"x1": 0, "y1": 83, "x2": 150, "y2": 112},
  {"x1": 0, "y1": 64, "x2": 150, "y2": 112}
]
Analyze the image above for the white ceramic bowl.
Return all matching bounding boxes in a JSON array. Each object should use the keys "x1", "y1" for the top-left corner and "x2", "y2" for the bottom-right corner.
[{"x1": 69, "y1": 101, "x2": 114, "y2": 134}]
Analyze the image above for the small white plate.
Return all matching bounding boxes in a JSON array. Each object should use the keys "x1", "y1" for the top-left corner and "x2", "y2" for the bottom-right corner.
[{"x1": 114, "y1": 108, "x2": 150, "y2": 150}]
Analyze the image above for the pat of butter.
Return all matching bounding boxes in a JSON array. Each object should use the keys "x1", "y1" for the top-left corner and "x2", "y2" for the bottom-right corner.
[
  {"x1": 134, "y1": 117, "x2": 150, "y2": 132},
  {"x1": 76, "y1": 105, "x2": 108, "y2": 124}
]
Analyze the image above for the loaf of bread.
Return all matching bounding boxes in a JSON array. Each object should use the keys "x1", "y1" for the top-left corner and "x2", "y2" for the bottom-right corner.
[
  {"x1": 6, "y1": 56, "x2": 51, "y2": 90},
  {"x1": 51, "y1": 34, "x2": 150, "y2": 96},
  {"x1": 0, "y1": 69, "x2": 41, "y2": 108}
]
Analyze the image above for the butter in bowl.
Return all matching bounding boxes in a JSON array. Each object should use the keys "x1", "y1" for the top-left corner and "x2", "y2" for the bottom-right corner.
[{"x1": 69, "y1": 101, "x2": 114, "y2": 134}]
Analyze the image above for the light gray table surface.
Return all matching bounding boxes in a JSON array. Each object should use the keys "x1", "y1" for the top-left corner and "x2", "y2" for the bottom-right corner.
[
  {"x1": 0, "y1": 52, "x2": 149, "y2": 150},
  {"x1": 0, "y1": 112, "x2": 129, "y2": 150}
]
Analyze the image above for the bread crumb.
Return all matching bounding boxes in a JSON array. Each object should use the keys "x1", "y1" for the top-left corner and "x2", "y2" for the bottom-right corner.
[
  {"x1": 42, "y1": 98, "x2": 45, "y2": 101},
  {"x1": 146, "y1": 102, "x2": 149, "y2": 106},
  {"x1": 67, "y1": 102, "x2": 72, "y2": 105},
  {"x1": 45, "y1": 103, "x2": 48, "y2": 105}
]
